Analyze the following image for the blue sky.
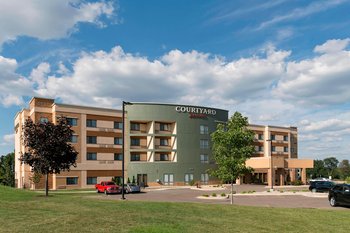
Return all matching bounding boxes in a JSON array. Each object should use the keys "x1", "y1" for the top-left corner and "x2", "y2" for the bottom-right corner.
[{"x1": 1, "y1": 0, "x2": 350, "y2": 161}]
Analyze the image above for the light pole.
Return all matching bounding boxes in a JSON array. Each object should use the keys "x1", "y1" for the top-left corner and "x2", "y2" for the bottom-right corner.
[
  {"x1": 122, "y1": 101, "x2": 132, "y2": 200},
  {"x1": 266, "y1": 139, "x2": 273, "y2": 190}
]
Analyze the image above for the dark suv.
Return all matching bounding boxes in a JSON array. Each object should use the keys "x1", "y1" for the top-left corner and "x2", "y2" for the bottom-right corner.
[
  {"x1": 309, "y1": 181, "x2": 335, "y2": 192},
  {"x1": 328, "y1": 184, "x2": 350, "y2": 207}
]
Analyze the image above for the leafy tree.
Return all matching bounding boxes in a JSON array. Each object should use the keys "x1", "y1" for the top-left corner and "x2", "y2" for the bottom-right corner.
[
  {"x1": 20, "y1": 117, "x2": 78, "y2": 196},
  {"x1": 0, "y1": 152, "x2": 15, "y2": 187},
  {"x1": 338, "y1": 159, "x2": 350, "y2": 180},
  {"x1": 210, "y1": 112, "x2": 255, "y2": 204},
  {"x1": 323, "y1": 157, "x2": 339, "y2": 178},
  {"x1": 307, "y1": 160, "x2": 327, "y2": 179}
]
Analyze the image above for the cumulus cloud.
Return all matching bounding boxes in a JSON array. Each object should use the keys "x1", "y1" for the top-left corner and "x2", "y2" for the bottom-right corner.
[
  {"x1": 273, "y1": 38, "x2": 350, "y2": 106},
  {"x1": 0, "y1": 56, "x2": 33, "y2": 106},
  {"x1": 30, "y1": 45, "x2": 290, "y2": 108},
  {"x1": 302, "y1": 119, "x2": 350, "y2": 132},
  {"x1": 314, "y1": 38, "x2": 350, "y2": 54},
  {"x1": 0, "y1": 134, "x2": 15, "y2": 146},
  {"x1": 0, "y1": 0, "x2": 116, "y2": 46}
]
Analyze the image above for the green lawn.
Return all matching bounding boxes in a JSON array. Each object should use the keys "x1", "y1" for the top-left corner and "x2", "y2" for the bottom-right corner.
[{"x1": 0, "y1": 185, "x2": 348, "y2": 233}]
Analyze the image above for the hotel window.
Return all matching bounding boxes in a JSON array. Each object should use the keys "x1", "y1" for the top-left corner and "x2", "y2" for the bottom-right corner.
[
  {"x1": 160, "y1": 123, "x2": 170, "y2": 131},
  {"x1": 271, "y1": 134, "x2": 275, "y2": 140},
  {"x1": 201, "y1": 173, "x2": 209, "y2": 185},
  {"x1": 114, "y1": 153, "x2": 122, "y2": 161},
  {"x1": 291, "y1": 148, "x2": 295, "y2": 153},
  {"x1": 131, "y1": 138, "x2": 140, "y2": 146},
  {"x1": 200, "y1": 139, "x2": 209, "y2": 149},
  {"x1": 160, "y1": 154, "x2": 169, "y2": 161},
  {"x1": 67, "y1": 118, "x2": 77, "y2": 126},
  {"x1": 272, "y1": 146, "x2": 276, "y2": 152},
  {"x1": 70, "y1": 135, "x2": 78, "y2": 143},
  {"x1": 66, "y1": 177, "x2": 78, "y2": 185},
  {"x1": 114, "y1": 121, "x2": 122, "y2": 129},
  {"x1": 114, "y1": 137, "x2": 122, "y2": 145},
  {"x1": 86, "y1": 119, "x2": 97, "y2": 127},
  {"x1": 184, "y1": 174, "x2": 194, "y2": 184},
  {"x1": 131, "y1": 154, "x2": 140, "y2": 161},
  {"x1": 258, "y1": 134, "x2": 264, "y2": 140},
  {"x1": 200, "y1": 125, "x2": 209, "y2": 134},
  {"x1": 284, "y1": 135, "x2": 288, "y2": 141},
  {"x1": 200, "y1": 154, "x2": 209, "y2": 163},
  {"x1": 87, "y1": 152, "x2": 97, "y2": 160},
  {"x1": 284, "y1": 147, "x2": 288, "y2": 152},
  {"x1": 87, "y1": 177, "x2": 97, "y2": 185},
  {"x1": 258, "y1": 146, "x2": 264, "y2": 152},
  {"x1": 40, "y1": 117, "x2": 49, "y2": 123},
  {"x1": 87, "y1": 136, "x2": 97, "y2": 144},
  {"x1": 131, "y1": 123, "x2": 140, "y2": 131},
  {"x1": 160, "y1": 138, "x2": 169, "y2": 146}
]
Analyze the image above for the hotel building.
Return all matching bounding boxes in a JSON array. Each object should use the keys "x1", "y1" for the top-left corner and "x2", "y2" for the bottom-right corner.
[{"x1": 14, "y1": 97, "x2": 313, "y2": 189}]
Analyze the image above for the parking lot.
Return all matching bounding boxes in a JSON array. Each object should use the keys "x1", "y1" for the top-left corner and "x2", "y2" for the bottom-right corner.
[{"x1": 95, "y1": 184, "x2": 349, "y2": 210}]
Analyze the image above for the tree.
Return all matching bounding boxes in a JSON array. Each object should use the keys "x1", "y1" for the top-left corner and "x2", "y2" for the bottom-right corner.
[
  {"x1": 210, "y1": 112, "x2": 255, "y2": 204},
  {"x1": 323, "y1": 157, "x2": 339, "y2": 178},
  {"x1": 20, "y1": 117, "x2": 78, "y2": 196},
  {"x1": 338, "y1": 159, "x2": 350, "y2": 180},
  {"x1": 307, "y1": 160, "x2": 327, "y2": 179},
  {"x1": 0, "y1": 152, "x2": 15, "y2": 187}
]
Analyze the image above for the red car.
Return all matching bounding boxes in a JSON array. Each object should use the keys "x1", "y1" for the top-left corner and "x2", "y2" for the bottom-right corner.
[{"x1": 95, "y1": 181, "x2": 120, "y2": 195}]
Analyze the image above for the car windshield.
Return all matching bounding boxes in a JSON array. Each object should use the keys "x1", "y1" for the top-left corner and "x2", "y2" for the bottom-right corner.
[{"x1": 106, "y1": 182, "x2": 115, "y2": 185}]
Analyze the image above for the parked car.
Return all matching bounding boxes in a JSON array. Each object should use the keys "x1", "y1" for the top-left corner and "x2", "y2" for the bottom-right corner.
[
  {"x1": 95, "y1": 181, "x2": 121, "y2": 195},
  {"x1": 328, "y1": 184, "x2": 350, "y2": 207},
  {"x1": 123, "y1": 183, "x2": 141, "y2": 193},
  {"x1": 309, "y1": 180, "x2": 335, "y2": 192}
]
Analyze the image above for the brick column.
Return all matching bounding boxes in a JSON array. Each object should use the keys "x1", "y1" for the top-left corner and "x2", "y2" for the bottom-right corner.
[{"x1": 301, "y1": 168, "x2": 306, "y2": 184}]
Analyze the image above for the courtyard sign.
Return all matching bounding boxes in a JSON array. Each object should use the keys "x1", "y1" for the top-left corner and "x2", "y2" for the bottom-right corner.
[{"x1": 175, "y1": 106, "x2": 216, "y2": 116}]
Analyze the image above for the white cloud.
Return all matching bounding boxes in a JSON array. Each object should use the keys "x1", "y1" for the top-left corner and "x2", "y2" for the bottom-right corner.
[
  {"x1": 0, "y1": 134, "x2": 15, "y2": 146},
  {"x1": 273, "y1": 38, "x2": 350, "y2": 106},
  {"x1": 30, "y1": 45, "x2": 290, "y2": 108},
  {"x1": 0, "y1": 56, "x2": 33, "y2": 106},
  {"x1": 302, "y1": 119, "x2": 350, "y2": 132},
  {"x1": 314, "y1": 38, "x2": 350, "y2": 54},
  {"x1": 29, "y1": 63, "x2": 51, "y2": 89},
  {"x1": 0, "y1": 0, "x2": 116, "y2": 46}
]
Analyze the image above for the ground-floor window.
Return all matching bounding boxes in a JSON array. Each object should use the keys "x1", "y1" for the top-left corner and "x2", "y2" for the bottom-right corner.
[
  {"x1": 66, "y1": 177, "x2": 78, "y2": 185},
  {"x1": 87, "y1": 177, "x2": 97, "y2": 185},
  {"x1": 201, "y1": 173, "x2": 209, "y2": 185},
  {"x1": 184, "y1": 173, "x2": 194, "y2": 185},
  {"x1": 164, "y1": 173, "x2": 174, "y2": 185}
]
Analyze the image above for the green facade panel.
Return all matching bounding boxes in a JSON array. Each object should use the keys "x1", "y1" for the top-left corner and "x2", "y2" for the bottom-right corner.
[{"x1": 125, "y1": 103, "x2": 228, "y2": 185}]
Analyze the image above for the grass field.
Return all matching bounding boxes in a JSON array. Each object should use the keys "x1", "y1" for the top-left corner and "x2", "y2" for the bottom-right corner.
[{"x1": 0, "y1": 185, "x2": 349, "y2": 233}]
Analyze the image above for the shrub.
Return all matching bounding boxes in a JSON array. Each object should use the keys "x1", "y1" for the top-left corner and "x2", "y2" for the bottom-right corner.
[
  {"x1": 189, "y1": 179, "x2": 196, "y2": 186},
  {"x1": 202, "y1": 194, "x2": 209, "y2": 197},
  {"x1": 346, "y1": 177, "x2": 350, "y2": 183},
  {"x1": 291, "y1": 180, "x2": 303, "y2": 186},
  {"x1": 221, "y1": 193, "x2": 226, "y2": 197},
  {"x1": 212, "y1": 193, "x2": 217, "y2": 197}
]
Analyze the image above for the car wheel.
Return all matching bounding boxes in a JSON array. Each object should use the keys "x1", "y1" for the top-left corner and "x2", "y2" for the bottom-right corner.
[
  {"x1": 329, "y1": 196, "x2": 337, "y2": 207},
  {"x1": 311, "y1": 188, "x2": 316, "y2": 193},
  {"x1": 104, "y1": 190, "x2": 108, "y2": 195},
  {"x1": 96, "y1": 189, "x2": 100, "y2": 193},
  {"x1": 125, "y1": 189, "x2": 129, "y2": 194}
]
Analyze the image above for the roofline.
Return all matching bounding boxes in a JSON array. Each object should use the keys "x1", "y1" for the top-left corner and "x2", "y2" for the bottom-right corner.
[
  {"x1": 125, "y1": 102, "x2": 228, "y2": 112},
  {"x1": 54, "y1": 103, "x2": 122, "y2": 113},
  {"x1": 29, "y1": 96, "x2": 55, "y2": 104},
  {"x1": 249, "y1": 124, "x2": 298, "y2": 130}
]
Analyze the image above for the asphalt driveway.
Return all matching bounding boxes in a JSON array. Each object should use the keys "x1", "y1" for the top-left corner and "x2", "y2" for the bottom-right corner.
[{"x1": 96, "y1": 184, "x2": 349, "y2": 210}]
